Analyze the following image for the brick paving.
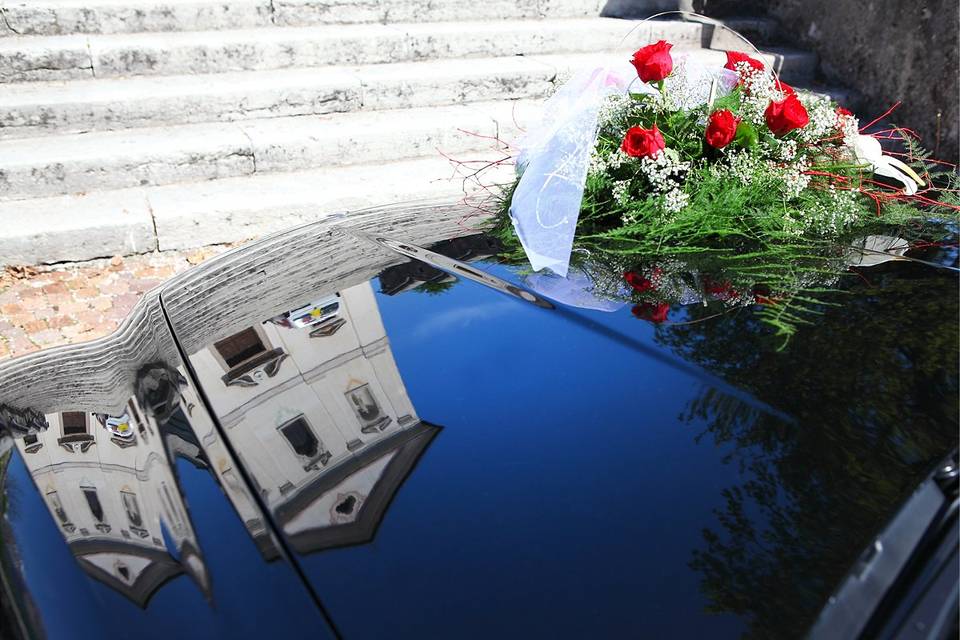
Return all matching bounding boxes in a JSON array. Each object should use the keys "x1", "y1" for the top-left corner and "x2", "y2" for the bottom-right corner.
[{"x1": 0, "y1": 247, "x2": 232, "y2": 361}]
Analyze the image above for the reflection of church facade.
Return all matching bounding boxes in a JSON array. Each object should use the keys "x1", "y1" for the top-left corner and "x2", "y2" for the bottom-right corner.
[
  {"x1": 188, "y1": 281, "x2": 437, "y2": 554},
  {"x1": 14, "y1": 401, "x2": 211, "y2": 608},
  {"x1": 10, "y1": 280, "x2": 437, "y2": 609}
]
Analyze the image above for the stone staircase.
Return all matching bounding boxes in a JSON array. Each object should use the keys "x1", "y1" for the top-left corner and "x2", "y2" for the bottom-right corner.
[{"x1": 0, "y1": 0, "x2": 846, "y2": 265}]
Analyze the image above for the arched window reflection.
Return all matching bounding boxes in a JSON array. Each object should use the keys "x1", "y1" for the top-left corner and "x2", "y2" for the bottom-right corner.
[
  {"x1": 46, "y1": 490, "x2": 74, "y2": 532},
  {"x1": 278, "y1": 416, "x2": 331, "y2": 468},
  {"x1": 121, "y1": 490, "x2": 144, "y2": 529},
  {"x1": 347, "y1": 384, "x2": 387, "y2": 433},
  {"x1": 81, "y1": 485, "x2": 110, "y2": 533}
]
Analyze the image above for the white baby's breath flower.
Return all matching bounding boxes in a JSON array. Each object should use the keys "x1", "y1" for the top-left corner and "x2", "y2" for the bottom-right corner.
[
  {"x1": 838, "y1": 112, "x2": 860, "y2": 146},
  {"x1": 597, "y1": 93, "x2": 632, "y2": 132},
  {"x1": 663, "y1": 188, "x2": 690, "y2": 214},
  {"x1": 776, "y1": 139, "x2": 798, "y2": 161},
  {"x1": 638, "y1": 150, "x2": 691, "y2": 194},
  {"x1": 612, "y1": 180, "x2": 630, "y2": 203},
  {"x1": 797, "y1": 96, "x2": 838, "y2": 143},
  {"x1": 777, "y1": 156, "x2": 811, "y2": 198}
]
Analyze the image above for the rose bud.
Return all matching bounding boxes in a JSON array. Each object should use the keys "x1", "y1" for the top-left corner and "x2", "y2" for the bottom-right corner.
[
  {"x1": 621, "y1": 124, "x2": 666, "y2": 158},
  {"x1": 705, "y1": 109, "x2": 740, "y2": 149},
  {"x1": 723, "y1": 51, "x2": 765, "y2": 73},
  {"x1": 630, "y1": 40, "x2": 673, "y2": 83},
  {"x1": 774, "y1": 79, "x2": 796, "y2": 96},
  {"x1": 764, "y1": 93, "x2": 810, "y2": 136}
]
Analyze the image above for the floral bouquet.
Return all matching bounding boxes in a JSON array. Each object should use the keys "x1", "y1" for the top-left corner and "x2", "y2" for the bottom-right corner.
[{"x1": 489, "y1": 34, "x2": 959, "y2": 343}]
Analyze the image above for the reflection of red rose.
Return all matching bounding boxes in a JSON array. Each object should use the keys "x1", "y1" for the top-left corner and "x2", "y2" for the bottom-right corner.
[
  {"x1": 624, "y1": 271, "x2": 655, "y2": 293},
  {"x1": 631, "y1": 302, "x2": 670, "y2": 323},
  {"x1": 724, "y1": 51, "x2": 764, "y2": 73},
  {"x1": 630, "y1": 40, "x2": 673, "y2": 83},
  {"x1": 764, "y1": 93, "x2": 809, "y2": 136},
  {"x1": 704, "y1": 278, "x2": 737, "y2": 300},
  {"x1": 621, "y1": 124, "x2": 665, "y2": 158},
  {"x1": 705, "y1": 109, "x2": 739, "y2": 149}
]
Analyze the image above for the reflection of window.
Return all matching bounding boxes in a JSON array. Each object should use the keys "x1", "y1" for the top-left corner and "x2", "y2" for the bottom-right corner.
[
  {"x1": 115, "y1": 560, "x2": 132, "y2": 584},
  {"x1": 47, "y1": 491, "x2": 74, "y2": 531},
  {"x1": 83, "y1": 487, "x2": 103, "y2": 522},
  {"x1": 278, "y1": 416, "x2": 331, "y2": 468},
  {"x1": 128, "y1": 400, "x2": 146, "y2": 437},
  {"x1": 121, "y1": 491, "x2": 143, "y2": 528},
  {"x1": 346, "y1": 385, "x2": 390, "y2": 433},
  {"x1": 82, "y1": 486, "x2": 110, "y2": 532},
  {"x1": 23, "y1": 433, "x2": 42, "y2": 453},
  {"x1": 214, "y1": 328, "x2": 267, "y2": 369},
  {"x1": 61, "y1": 412, "x2": 87, "y2": 436}
]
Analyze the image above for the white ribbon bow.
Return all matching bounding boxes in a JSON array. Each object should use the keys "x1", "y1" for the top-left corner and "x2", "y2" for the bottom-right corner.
[{"x1": 850, "y1": 134, "x2": 926, "y2": 196}]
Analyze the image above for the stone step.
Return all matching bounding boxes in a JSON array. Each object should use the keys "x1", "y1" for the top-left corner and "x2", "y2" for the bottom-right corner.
[
  {"x1": 0, "y1": 44, "x2": 819, "y2": 139},
  {"x1": 0, "y1": 16, "x2": 812, "y2": 83},
  {"x1": 0, "y1": 155, "x2": 516, "y2": 264},
  {"x1": 0, "y1": 17, "x2": 628, "y2": 82},
  {"x1": 0, "y1": 100, "x2": 537, "y2": 200},
  {"x1": 0, "y1": 55, "x2": 548, "y2": 139},
  {"x1": 0, "y1": 0, "x2": 606, "y2": 37}
]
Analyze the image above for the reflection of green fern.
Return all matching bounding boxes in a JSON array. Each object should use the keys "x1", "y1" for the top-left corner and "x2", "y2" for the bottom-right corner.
[{"x1": 414, "y1": 279, "x2": 457, "y2": 296}]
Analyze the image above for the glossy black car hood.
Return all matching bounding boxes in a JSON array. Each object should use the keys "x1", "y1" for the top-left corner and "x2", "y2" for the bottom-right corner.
[{"x1": 1, "y1": 201, "x2": 957, "y2": 639}]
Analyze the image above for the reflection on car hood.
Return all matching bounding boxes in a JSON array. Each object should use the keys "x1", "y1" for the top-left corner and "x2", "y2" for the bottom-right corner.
[{"x1": 0, "y1": 200, "x2": 957, "y2": 639}]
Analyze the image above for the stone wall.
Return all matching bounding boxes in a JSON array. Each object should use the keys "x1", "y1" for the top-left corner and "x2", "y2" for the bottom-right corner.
[{"x1": 767, "y1": 0, "x2": 958, "y2": 163}]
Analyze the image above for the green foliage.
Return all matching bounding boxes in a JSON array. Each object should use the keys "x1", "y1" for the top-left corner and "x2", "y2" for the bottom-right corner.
[{"x1": 489, "y1": 119, "x2": 957, "y2": 345}]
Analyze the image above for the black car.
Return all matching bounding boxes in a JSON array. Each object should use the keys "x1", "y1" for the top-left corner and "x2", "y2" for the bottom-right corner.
[{"x1": 0, "y1": 201, "x2": 956, "y2": 639}]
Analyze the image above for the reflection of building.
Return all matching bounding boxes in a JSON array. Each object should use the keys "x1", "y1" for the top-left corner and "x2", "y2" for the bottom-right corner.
[
  {"x1": 189, "y1": 281, "x2": 438, "y2": 554},
  {"x1": 14, "y1": 398, "x2": 210, "y2": 608},
  {"x1": 378, "y1": 234, "x2": 501, "y2": 295}
]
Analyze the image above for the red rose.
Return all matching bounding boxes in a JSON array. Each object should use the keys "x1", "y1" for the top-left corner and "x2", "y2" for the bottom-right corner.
[
  {"x1": 624, "y1": 271, "x2": 655, "y2": 293},
  {"x1": 764, "y1": 93, "x2": 809, "y2": 136},
  {"x1": 775, "y1": 79, "x2": 795, "y2": 96},
  {"x1": 724, "y1": 51, "x2": 765, "y2": 73},
  {"x1": 630, "y1": 40, "x2": 673, "y2": 83},
  {"x1": 836, "y1": 106, "x2": 853, "y2": 117},
  {"x1": 621, "y1": 124, "x2": 665, "y2": 158},
  {"x1": 631, "y1": 302, "x2": 670, "y2": 323},
  {"x1": 705, "y1": 109, "x2": 740, "y2": 149}
]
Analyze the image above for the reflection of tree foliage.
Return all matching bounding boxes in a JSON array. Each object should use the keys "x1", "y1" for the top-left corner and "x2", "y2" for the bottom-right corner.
[
  {"x1": 413, "y1": 278, "x2": 457, "y2": 296},
  {"x1": 658, "y1": 263, "x2": 959, "y2": 639}
]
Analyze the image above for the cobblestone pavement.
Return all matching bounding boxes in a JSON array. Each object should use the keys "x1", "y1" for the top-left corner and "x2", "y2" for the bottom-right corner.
[{"x1": 0, "y1": 247, "x2": 232, "y2": 361}]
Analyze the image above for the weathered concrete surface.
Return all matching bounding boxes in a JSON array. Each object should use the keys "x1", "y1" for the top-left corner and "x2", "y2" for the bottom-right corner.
[
  {"x1": 0, "y1": 188, "x2": 157, "y2": 264},
  {"x1": 147, "y1": 156, "x2": 514, "y2": 251},
  {"x1": 0, "y1": 0, "x2": 607, "y2": 36},
  {"x1": 0, "y1": 17, "x2": 813, "y2": 84},
  {"x1": 1, "y1": 18, "x2": 636, "y2": 81},
  {"x1": 0, "y1": 101, "x2": 535, "y2": 199},
  {"x1": 766, "y1": 0, "x2": 959, "y2": 162},
  {"x1": 0, "y1": 43, "x2": 822, "y2": 140}
]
